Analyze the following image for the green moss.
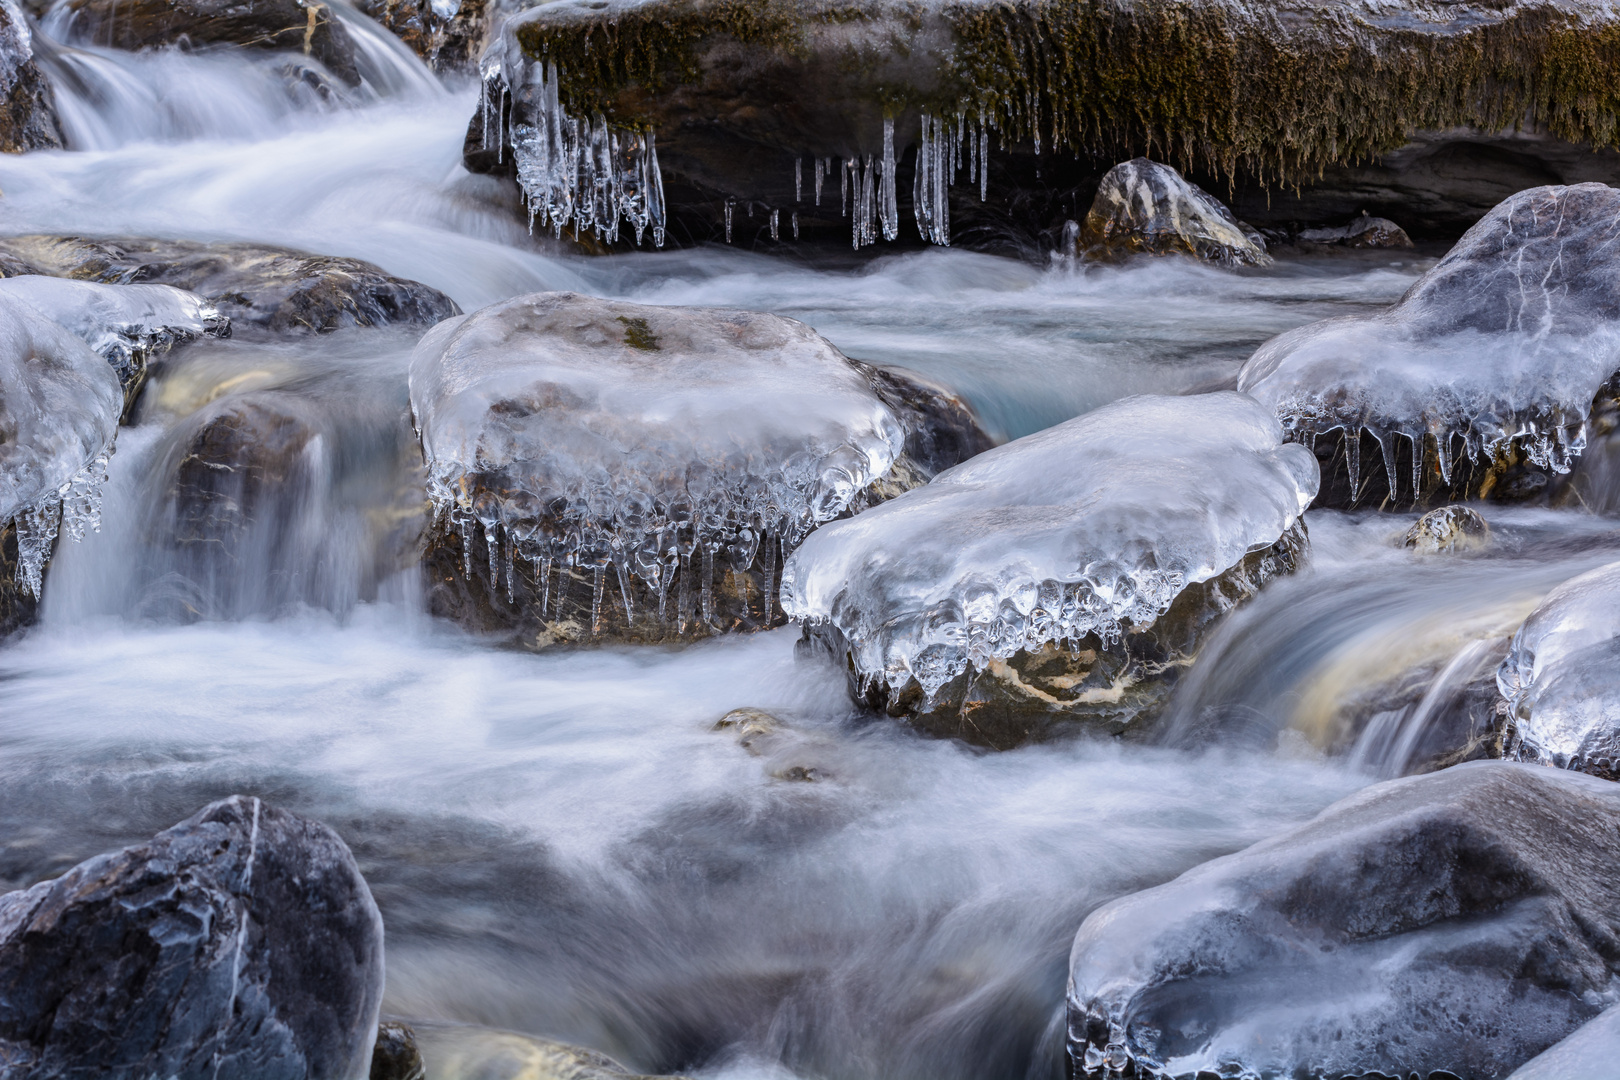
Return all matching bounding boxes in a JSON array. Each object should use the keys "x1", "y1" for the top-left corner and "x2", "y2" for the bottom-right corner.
[
  {"x1": 616, "y1": 314, "x2": 661, "y2": 350},
  {"x1": 513, "y1": 0, "x2": 1620, "y2": 184}
]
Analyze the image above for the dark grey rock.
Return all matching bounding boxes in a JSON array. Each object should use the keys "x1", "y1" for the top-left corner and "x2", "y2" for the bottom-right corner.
[
  {"x1": 1068, "y1": 762, "x2": 1620, "y2": 1079},
  {"x1": 0, "y1": 795, "x2": 385, "y2": 1080},
  {"x1": 1076, "y1": 158, "x2": 1269, "y2": 267},
  {"x1": 0, "y1": 1, "x2": 62, "y2": 153},
  {"x1": 355, "y1": 0, "x2": 484, "y2": 72},
  {"x1": 368, "y1": 1021, "x2": 425, "y2": 1080},
  {"x1": 1295, "y1": 212, "x2": 1414, "y2": 249}
]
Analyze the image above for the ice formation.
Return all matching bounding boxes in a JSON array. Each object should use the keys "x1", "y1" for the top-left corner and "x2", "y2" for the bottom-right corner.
[
  {"x1": 408, "y1": 291, "x2": 906, "y2": 624},
  {"x1": 1497, "y1": 560, "x2": 1620, "y2": 771},
  {"x1": 0, "y1": 276, "x2": 227, "y2": 384},
  {"x1": 0, "y1": 291, "x2": 123, "y2": 595},
  {"x1": 778, "y1": 392, "x2": 1318, "y2": 702},
  {"x1": 478, "y1": 15, "x2": 666, "y2": 247},
  {"x1": 1239, "y1": 184, "x2": 1620, "y2": 497}
]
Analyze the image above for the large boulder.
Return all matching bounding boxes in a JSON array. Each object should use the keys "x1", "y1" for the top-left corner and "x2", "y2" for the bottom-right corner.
[
  {"x1": 781, "y1": 391, "x2": 1317, "y2": 748},
  {"x1": 1067, "y1": 762, "x2": 1620, "y2": 1080},
  {"x1": 469, "y1": 0, "x2": 1620, "y2": 248},
  {"x1": 1239, "y1": 184, "x2": 1620, "y2": 507},
  {"x1": 1497, "y1": 560, "x2": 1620, "y2": 777},
  {"x1": 0, "y1": 795, "x2": 384, "y2": 1079},
  {"x1": 1075, "y1": 158, "x2": 1269, "y2": 267},
  {"x1": 0, "y1": 0, "x2": 63, "y2": 153},
  {"x1": 0, "y1": 236, "x2": 458, "y2": 337},
  {"x1": 52, "y1": 0, "x2": 362, "y2": 85},
  {"x1": 409, "y1": 291, "x2": 991, "y2": 647}
]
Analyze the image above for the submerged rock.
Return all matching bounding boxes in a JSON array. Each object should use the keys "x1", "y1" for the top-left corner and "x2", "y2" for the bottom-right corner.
[
  {"x1": 1240, "y1": 184, "x2": 1620, "y2": 507},
  {"x1": 409, "y1": 1021, "x2": 674, "y2": 1080},
  {"x1": 0, "y1": 0, "x2": 63, "y2": 153},
  {"x1": 1294, "y1": 212, "x2": 1414, "y2": 249},
  {"x1": 1403, "y1": 505, "x2": 1490, "y2": 554},
  {"x1": 781, "y1": 392, "x2": 1317, "y2": 748},
  {"x1": 0, "y1": 235, "x2": 458, "y2": 336},
  {"x1": 1067, "y1": 762, "x2": 1620, "y2": 1079},
  {"x1": 1497, "y1": 560, "x2": 1620, "y2": 777},
  {"x1": 1075, "y1": 159, "x2": 1269, "y2": 267},
  {"x1": 0, "y1": 795, "x2": 384, "y2": 1079},
  {"x1": 54, "y1": 0, "x2": 361, "y2": 84},
  {"x1": 410, "y1": 291, "x2": 990, "y2": 647},
  {"x1": 369, "y1": 1021, "x2": 426, "y2": 1080}
]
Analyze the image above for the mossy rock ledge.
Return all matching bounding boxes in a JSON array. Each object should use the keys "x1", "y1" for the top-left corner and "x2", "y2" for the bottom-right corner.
[{"x1": 471, "y1": 0, "x2": 1620, "y2": 244}]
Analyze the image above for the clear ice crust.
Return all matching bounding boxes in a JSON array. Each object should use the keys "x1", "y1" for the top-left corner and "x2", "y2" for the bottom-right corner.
[
  {"x1": 0, "y1": 276, "x2": 227, "y2": 594},
  {"x1": 1239, "y1": 184, "x2": 1620, "y2": 495},
  {"x1": 778, "y1": 391, "x2": 1318, "y2": 702},
  {"x1": 408, "y1": 291, "x2": 907, "y2": 620},
  {"x1": 1498, "y1": 559, "x2": 1620, "y2": 772}
]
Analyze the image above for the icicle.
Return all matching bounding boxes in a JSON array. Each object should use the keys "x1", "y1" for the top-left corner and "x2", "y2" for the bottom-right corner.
[
  {"x1": 505, "y1": 541, "x2": 516, "y2": 604},
  {"x1": 913, "y1": 113, "x2": 950, "y2": 246},
  {"x1": 1435, "y1": 430, "x2": 1454, "y2": 486},
  {"x1": 1375, "y1": 430, "x2": 1400, "y2": 501},
  {"x1": 701, "y1": 545, "x2": 715, "y2": 624},
  {"x1": 815, "y1": 157, "x2": 825, "y2": 206},
  {"x1": 459, "y1": 518, "x2": 473, "y2": 578},
  {"x1": 540, "y1": 556, "x2": 553, "y2": 616},
  {"x1": 486, "y1": 525, "x2": 499, "y2": 582},
  {"x1": 759, "y1": 535, "x2": 776, "y2": 620},
  {"x1": 1345, "y1": 426, "x2": 1362, "y2": 499},
  {"x1": 770, "y1": 208, "x2": 779, "y2": 241},
  {"x1": 1409, "y1": 432, "x2": 1425, "y2": 499},
  {"x1": 879, "y1": 117, "x2": 899, "y2": 242},
  {"x1": 792, "y1": 211, "x2": 799, "y2": 239},
  {"x1": 724, "y1": 199, "x2": 734, "y2": 243},
  {"x1": 841, "y1": 159, "x2": 849, "y2": 217},
  {"x1": 979, "y1": 125, "x2": 990, "y2": 202},
  {"x1": 795, "y1": 158, "x2": 802, "y2": 203},
  {"x1": 616, "y1": 561, "x2": 634, "y2": 623},
  {"x1": 591, "y1": 564, "x2": 605, "y2": 633}
]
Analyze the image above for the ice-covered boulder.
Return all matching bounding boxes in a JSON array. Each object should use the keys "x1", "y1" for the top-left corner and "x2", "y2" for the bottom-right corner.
[
  {"x1": 409, "y1": 291, "x2": 990, "y2": 647},
  {"x1": 51, "y1": 0, "x2": 361, "y2": 84},
  {"x1": 0, "y1": 236, "x2": 456, "y2": 337},
  {"x1": 0, "y1": 0, "x2": 63, "y2": 153},
  {"x1": 1497, "y1": 560, "x2": 1620, "y2": 776},
  {"x1": 0, "y1": 795, "x2": 384, "y2": 1079},
  {"x1": 1075, "y1": 159, "x2": 1269, "y2": 267},
  {"x1": 1508, "y1": 1003, "x2": 1620, "y2": 1080},
  {"x1": 1239, "y1": 183, "x2": 1620, "y2": 506},
  {"x1": 1067, "y1": 762, "x2": 1620, "y2": 1080},
  {"x1": 780, "y1": 392, "x2": 1317, "y2": 747}
]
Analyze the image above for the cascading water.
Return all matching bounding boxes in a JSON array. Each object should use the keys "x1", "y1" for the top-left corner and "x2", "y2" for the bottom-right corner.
[{"x1": 0, "y1": 7, "x2": 1592, "y2": 1080}]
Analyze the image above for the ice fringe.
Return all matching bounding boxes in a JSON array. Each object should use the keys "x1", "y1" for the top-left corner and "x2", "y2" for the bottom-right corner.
[
  {"x1": 408, "y1": 292, "x2": 908, "y2": 629},
  {"x1": 778, "y1": 392, "x2": 1318, "y2": 705},
  {"x1": 479, "y1": 17, "x2": 666, "y2": 248},
  {"x1": 0, "y1": 277, "x2": 227, "y2": 596}
]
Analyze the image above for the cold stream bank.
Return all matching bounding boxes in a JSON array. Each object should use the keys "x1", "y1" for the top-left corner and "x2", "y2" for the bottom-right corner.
[{"x1": 6, "y1": 1, "x2": 1620, "y2": 1078}]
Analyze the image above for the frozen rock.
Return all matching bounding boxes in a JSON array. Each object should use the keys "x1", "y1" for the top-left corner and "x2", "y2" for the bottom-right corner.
[
  {"x1": 409, "y1": 291, "x2": 990, "y2": 646},
  {"x1": 1240, "y1": 184, "x2": 1620, "y2": 505},
  {"x1": 0, "y1": 235, "x2": 456, "y2": 337},
  {"x1": 1068, "y1": 762, "x2": 1620, "y2": 1080},
  {"x1": 0, "y1": 795, "x2": 384, "y2": 1080},
  {"x1": 52, "y1": 0, "x2": 361, "y2": 84},
  {"x1": 1403, "y1": 505, "x2": 1489, "y2": 554},
  {"x1": 1497, "y1": 559, "x2": 1620, "y2": 776},
  {"x1": 1076, "y1": 159, "x2": 1270, "y2": 267},
  {"x1": 780, "y1": 392, "x2": 1317, "y2": 746},
  {"x1": 1508, "y1": 1003, "x2": 1620, "y2": 1080},
  {"x1": 1294, "y1": 212, "x2": 1414, "y2": 249},
  {"x1": 0, "y1": 0, "x2": 62, "y2": 152}
]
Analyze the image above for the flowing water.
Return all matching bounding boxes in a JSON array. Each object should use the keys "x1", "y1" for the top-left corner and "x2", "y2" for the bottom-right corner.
[{"x1": 1, "y1": 13, "x2": 1601, "y2": 1079}]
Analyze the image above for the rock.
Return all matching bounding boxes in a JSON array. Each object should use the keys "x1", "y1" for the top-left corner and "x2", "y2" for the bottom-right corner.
[
  {"x1": 409, "y1": 1021, "x2": 674, "y2": 1080},
  {"x1": 0, "y1": 0, "x2": 63, "y2": 153},
  {"x1": 0, "y1": 235, "x2": 458, "y2": 337},
  {"x1": 369, "y1": 1021, "x2": 426, "y2": 1080},
  {"x1": 354, "y1": 0, "x2": 483, "y2": 72},
  {"x1": 1403, "y1": 505, "x2": 1490, "y2": 554},
  {"x1": 1240, "y1": 184, "x2": 1620, "y2": 508},
  {"x1": 781, "y1": 392, "x2": 1317, "y2": 748},
  {"x1": 469, "y1": 0, "x2": 1620, "y2": 249},
  {"x1": 0, "y1": 795, "x2": 384, "y2": 1079},
  {"x1": 1067, "y1": 762, "x2": 1620, "y2": 1080},
  {"x1": 409, "y1": 292, "x2": 991, "y2": 648},
  {"x1": 1497, "y1": 560, "x2": 1620, "y2": 777},
  {"x1": 1508, "y1": 1003, "x2": 1620, "y2": 1080},
  {"x1": 1075, "y1": 159, "x2": 1269, "y2": 267},
  {"x1": 1295, "y1": 212, "x2": 1414, "y2": 249},
  {"x1": 54, "y1": 0, "x2": 361, "y2": 84}
]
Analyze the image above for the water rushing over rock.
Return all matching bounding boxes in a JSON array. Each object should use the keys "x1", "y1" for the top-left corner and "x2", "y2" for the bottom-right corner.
[{"x1": 780, "y1": 392, "x2": 1317, "y2": 715}]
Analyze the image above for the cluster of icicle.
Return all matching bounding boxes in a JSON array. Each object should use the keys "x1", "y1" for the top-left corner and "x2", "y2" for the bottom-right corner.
[
  {"x1": 11, "y1": 450, "x2": 109, "y2": 597},
  {"x1": 478, "y1": 48, "x2": 666, "y2": 247}
]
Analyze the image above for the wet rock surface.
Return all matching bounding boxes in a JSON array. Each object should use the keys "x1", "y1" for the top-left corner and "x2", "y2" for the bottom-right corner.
[
  {"x1": 411, "y1": 291, "x2": 991, "y2": 648},
  {"x1": 1293, "y1": 212, "x2": 1414, "y2": 249},
  {"x1": 369, "y1": 1021, "x2": 426, "y2": 1080},
  {"x1": 55, "y1": 0, "x2": 361, "y2": 85},
  {"x1": 781, "y1": 392, "x2": 1317, "y2": 747},
  {"x1": 1403, "y1": 505, "x2": 1490, "y2": 554},
  {"x1": 0, "y1": 0, "x2": 62, "y2": 153},
  {"x1": 0, "y1": 235, "x2": 458, "y2": 336},
  {"x1": 1075, "y1": 159, "x2": 1269, "y2": 267},
  {"x1": 1068, "y1": 762, "x2": 1620, "y2": 1080},
  {"x1": 409, "y1": 1020, "x2": 676, "y2": 1080},
  {"x1": 355, "y1": 0, "x2": 483, "y2": 72},
  {"x1": 1240, "y1": 184, "x2": 1620, "y2": 508},
  {"x1": 0, "y1": 795, "x2": 384, "y2": 1079}
]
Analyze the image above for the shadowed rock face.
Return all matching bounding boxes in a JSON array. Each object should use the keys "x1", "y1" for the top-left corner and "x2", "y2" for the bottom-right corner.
[
  {"x1": 0, "y1": 795, "x2": 385, "y2": 1080},
  {"x1": 0, "y1": 236, "x2": 459, "y2": 336},
  {"x1": 355, "y1": 0, "x2": 485, "y2": 71},
  {"x1": 1241, "y1": 183, "x2": 1620, "y2": 508},
  {"x1": 0, "y1": 1, "x2": 62, "y2": 153},
  {"x1": 56, "y1": 0, "x2": 361, "y2": 84},
  {"x1": 1076, "y1": 158, "x2": 1269, "y2": 267},
  {"x1": 1067, "y1": 762, "x2": 1620, "y2": 1080}
]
